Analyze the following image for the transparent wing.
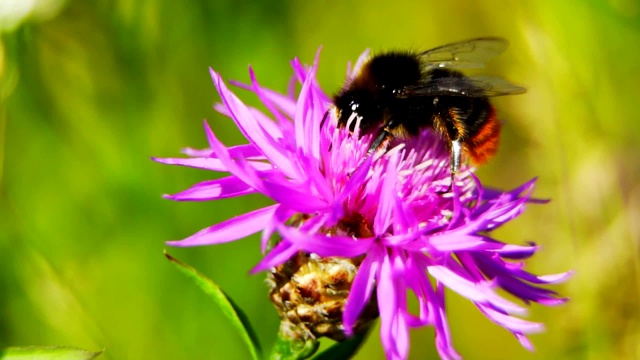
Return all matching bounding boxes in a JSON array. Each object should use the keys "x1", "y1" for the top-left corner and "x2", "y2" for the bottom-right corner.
[
  {"x1": 401, "y1": 75, "x2": 526, "y2": 97},
  {"x1": 419, "y1": 37, "x2": 510, "y2": 69}
]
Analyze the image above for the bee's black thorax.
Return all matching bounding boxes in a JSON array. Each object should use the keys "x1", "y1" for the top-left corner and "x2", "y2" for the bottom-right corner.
[{"x1": 333, "y1": 52, "x2": 492, "y2": 144}]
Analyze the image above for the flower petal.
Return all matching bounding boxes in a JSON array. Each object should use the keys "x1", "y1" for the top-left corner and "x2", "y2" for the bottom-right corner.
[
  {"x1": 203, "y1": 120, "x2": 326, "y2": 214},
  {"x1": 477, "y1": 304, "x2": 545, "y2": 334},
  {"x1": 167, "y1": 204, "x2": 278, "y2": 247},
  {"x1": 374, "y1": 153, "x2": 399, "y2": 236},
  {"x1": 293, "y1": 49, "x2": 322, "y2": 159},
  {"x1": 211, "y1": 69, "x2": 301, "y2": 180},
  {"x1": 251, "y1": 239, "x2": 300, "y2": 273},
  {"x1": 432, "y1": 281, "x2": 461, "y2": 360},
  {"x1": 343, "y1": 244, "x2": 382, "y2": 335},
  {"x1": 278, "y1": 225, "x2": 374, "y2": 258},
  {"x1": 378, "y1": 250, "x2": 410, "y2": 360},
  {"x1": 163, "y1": 176, "x2": 256, "y2": 201},
  {"x1": 182, "y1": 143, "x2": 265, "y2": 159},
  {"x1": 260, "y1": 205, "x2": 292, "y2": 253},
  {"x1": 260, "y1": 179, "x2": 328, "y2": 213},
  {"x1": 228, "y1": 78, "x2": 297, "y2": 118},
  {"x1": 203, "y1": 121, "x2": 267, "y2": 191},
  {"x1": 428, "y1": 265, "x2": 527, "y2": 315}
]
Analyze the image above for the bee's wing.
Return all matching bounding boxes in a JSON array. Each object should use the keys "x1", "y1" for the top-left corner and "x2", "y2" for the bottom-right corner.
[
  {"x1": 418, "y1": 37, "x2": 509, "y2": 69},
  {"x1": 401, "y1": 75, "x2": 527, "y2": 97}
]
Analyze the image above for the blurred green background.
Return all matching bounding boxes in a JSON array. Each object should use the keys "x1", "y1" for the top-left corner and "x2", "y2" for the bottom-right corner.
[{"x1": 1, "y1": 1, "x2": 639, "y2": 359}]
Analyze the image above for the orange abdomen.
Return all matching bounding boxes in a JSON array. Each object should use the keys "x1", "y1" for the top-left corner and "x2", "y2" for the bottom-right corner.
[{"x1": 466, "y1": 106, "x2": 501, "y2": 165}]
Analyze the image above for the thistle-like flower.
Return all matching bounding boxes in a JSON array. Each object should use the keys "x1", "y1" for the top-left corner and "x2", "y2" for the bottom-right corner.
[{"x1": 155, "y1": 49, "x2": 570, "y2": 359}]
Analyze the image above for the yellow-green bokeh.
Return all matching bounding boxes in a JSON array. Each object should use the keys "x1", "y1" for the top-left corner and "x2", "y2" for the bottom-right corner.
[{"x1": 1, "y1": 1, "x2": 639, "y2": 359}]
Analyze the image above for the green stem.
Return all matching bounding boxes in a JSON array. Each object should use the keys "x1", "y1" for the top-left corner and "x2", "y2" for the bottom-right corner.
[{"x1": 269, "y1": 321, "x2": 319, "y2": 360}]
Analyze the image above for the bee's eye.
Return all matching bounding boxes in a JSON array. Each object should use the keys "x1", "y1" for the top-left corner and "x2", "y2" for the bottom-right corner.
[{"x1": 350, "y1": 101, "x2": 359, "y2": 112}]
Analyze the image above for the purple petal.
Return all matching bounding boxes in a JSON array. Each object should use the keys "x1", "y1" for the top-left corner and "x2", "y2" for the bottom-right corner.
[
  {"x1": 260, "y1": 205, "x2": 292, "y2": 252},
  {"x1": 213, "y1": 102, "x2": 233, "y2": 118},
  {"x1": 248, "y1": 107, "x2": 288, "y2": 142},
  {"x1": 202, "y1": 121, "x2": 324, "y2": 214},
  {"x1": 278, "y1": 225, "x2": 373, "y2": 258},
  {"x1": 477, "y1": 304, "x2": 545, "y2": 334},
  {"x1": 293, "y1": 49, "x2": 322, "y2": 159},
  {"x1": 402, "y1": 254, "x2": 433, "y2": 328},
  {"x1": 245, "y1": 67, "x2": 294, "y2": 129},
  {"x1": 381, "y1": 231, "x2": 424, "y2": 247},
  {"x1": 152, "y1": 155, "x2": 272, "y2": 173},
  {"x1": 374, "y1": 154, "x2": 399, "y2": 236},
  {"x1": 167, "y1": 205, "x2": 278, "y2": 247},
  {"x1": 482, "y1": 177, "x2": 538, "y2": 202},
  {"x1": 490, "y1": 242, "x2": 540, "y2": 258},
  {"x1": 260, "y1": 179, "x2": 328, "y2": 213},
  {"x1": 214, "y1": 101, "x2": 289, "y2": 146},
  {"x1": 391, "y1": 194, "x2": 418, "y2": 235},
  {"x1": 251, "y1": 239, "x2": 300, "y2": 273},
  {"x1": 377, "y1": 250, "x2": 410, "y2": 360},
  {"x1": 181, "y1": 143, "x2": 266, "y2": 160},
  {"x1": 428, "y1": 265, "x2": 527, "y2": 315},
  {"x1": 180, "y1": 148, "x2": 214, "y2": 157},
  {"x1": 420, "y1": 233, "x2": 499, "y2": 252},
  {"x1": 335, "y1": 156, "x2": 373, "y2": 204},
  {"x1": 290, "y1": 57, "x2": 308, "y2": 85},
  {"x1": 351, "y1": 49, "x2": 371, "y2": 77},
  {"x1": 163, "y1": 176, "x2": 256, "y2": 201},
  {"x1": 227, "y1": 143, "x2": 268, "y2": 159},
  {"x1": 514, "y1": 333, "x2": 535, "y2": 351},
  {"x1": 286, "y1": 73, "x2": 297, "y2": 99},
  {"x1": 474, "y1": 252, "x2": 573, "y2": 285},
  {"x1": 432, "y1": 281, "x2": 462, "y2": 360},
  {"x1": 377, "y1": 252, "x2": 398, "y2": 358},
  {"x1": 228, "y1": 78, "x2": 297, "y2": 118},
  {"x1": 538, "y1": 271, "x2": 574, "y2": 283},
  {"x1": 210, "y1": 69, "x2": 301, "y2": 180},
  {"x1": 203, "y1": 121, "x2": 267, "y2": 191},
  {"x1": 343, "y1": 244, "x2": 382, "y2": 334},
  {"x1": 152, "y1": 157, "x2": 226, "y2": 172},
  {"x1": 295, "y1": 148, "x2": 334, "y2": 203},
  {"x1": 390, "y1": 251, "x2": 410, "y2": 360},
  {"x1": 467, "y1": 253, "x2": 571, "y2": 305}
]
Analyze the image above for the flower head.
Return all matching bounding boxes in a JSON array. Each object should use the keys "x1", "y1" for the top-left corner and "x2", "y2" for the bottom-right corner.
[{"x1": 155, "y1": 49, "x2": 570, "y2": 359}]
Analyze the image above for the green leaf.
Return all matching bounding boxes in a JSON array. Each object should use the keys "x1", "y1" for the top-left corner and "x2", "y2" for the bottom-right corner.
[
  {"x1": 164, "y1": 251, "x2": 262, "y2": 360},
  {"x1": 0, "y1": 346, "x2": 103, "y2": 360},
  {"x1": 312, "y1": 330, "x2": 370, "y2": 360}
]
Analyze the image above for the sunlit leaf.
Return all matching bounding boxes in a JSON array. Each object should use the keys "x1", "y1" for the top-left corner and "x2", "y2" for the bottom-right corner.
[
  {"x1": 0, "y1": 346, "x2": 103, "y2": 360},
  {"x1": 164, "y1": 251, "x2": 262, "y2": 360}
]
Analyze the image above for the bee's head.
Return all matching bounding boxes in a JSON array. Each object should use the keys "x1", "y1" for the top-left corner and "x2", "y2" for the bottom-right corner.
[{"x1": 333, "y1": 89, "x2": 380, "y2": 134}]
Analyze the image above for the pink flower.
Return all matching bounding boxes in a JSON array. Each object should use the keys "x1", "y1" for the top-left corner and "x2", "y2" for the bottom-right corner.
[{"x1": 155, "y1": 49, "x2": 570, "y2": 359}]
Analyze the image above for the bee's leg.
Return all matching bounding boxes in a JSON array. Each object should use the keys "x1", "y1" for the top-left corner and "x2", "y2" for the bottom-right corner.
[
  {"x1": 347, "y1": 120, "x2": 395, "y2": 178},
  {"x1": 450, "y1": 138, "x2": 462, "y2": 174},
  {"x1": 344, "y1": 128, "x2": 390, "y2": 179},
  {"x1": 366, "y1": 128, "x2": 391, "y2": 156},
  {"x1": 366, "y1": 118, "x2": 399, "y2": 156},
  {"x1": 438, "y1": 139, "x2": 462, "y2": 194}
]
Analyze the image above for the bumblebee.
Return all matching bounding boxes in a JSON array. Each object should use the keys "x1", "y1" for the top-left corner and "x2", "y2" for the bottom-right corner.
[{"x1": 331, "y1": 37, "x2": 526, "y2": 181}]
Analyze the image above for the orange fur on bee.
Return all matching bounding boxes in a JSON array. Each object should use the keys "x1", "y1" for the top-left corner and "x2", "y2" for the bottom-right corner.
[{"x1": 467, "y1": 106, "x2": 500, "y2": 165}]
